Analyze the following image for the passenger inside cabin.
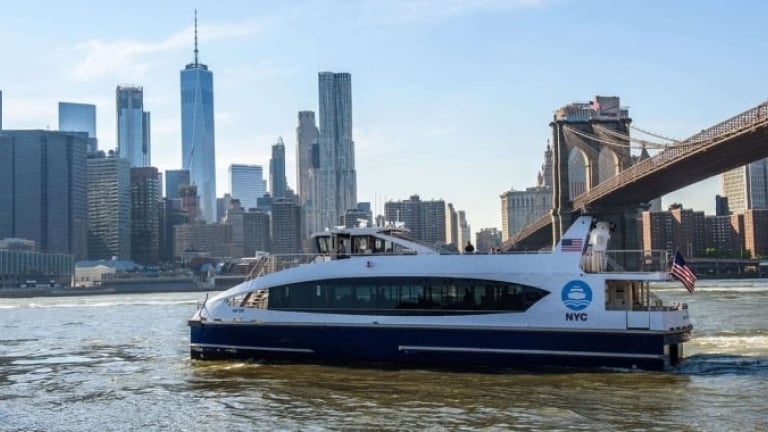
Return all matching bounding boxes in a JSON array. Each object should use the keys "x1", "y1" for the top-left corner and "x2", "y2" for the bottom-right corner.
[
  {"x1": 337, "y1": 240, "x2": 349, "y2": 259},
  {"x1": 462, "y1": 288, "x2": 474, "y2": 307}
]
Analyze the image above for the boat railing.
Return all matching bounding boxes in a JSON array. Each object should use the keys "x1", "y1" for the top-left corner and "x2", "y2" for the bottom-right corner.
[
  {"x1": 636, "y1": 292, "x2": 688, "y2": 312},
  {"x1": 582, "y1": 250, "x2": 669, "y2": 273},
  {"x1": 236, "y1": 250, "x2": 436, "y2": 279}
]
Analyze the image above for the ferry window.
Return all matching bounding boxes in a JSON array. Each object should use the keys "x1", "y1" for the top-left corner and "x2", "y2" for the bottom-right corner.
[
  {"x1": 353, "y1": 237, "x2": 368, "y2": 254},
  {"x1": 267, "y1": 277, "x2": 549, "y2": 314},
  {"x1": 316, "y1": 237, "x2": 330, "y2": 254}
]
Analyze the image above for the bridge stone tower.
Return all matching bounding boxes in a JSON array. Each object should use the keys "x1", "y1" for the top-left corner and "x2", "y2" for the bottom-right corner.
[{"x1": 550, "y1": 96, "x2": 639, "y2": 250}]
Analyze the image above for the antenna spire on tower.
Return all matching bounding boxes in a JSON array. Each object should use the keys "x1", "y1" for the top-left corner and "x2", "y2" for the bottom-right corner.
[{"x1": 194, "y1": 9, "x2": 199, "y2": 66}]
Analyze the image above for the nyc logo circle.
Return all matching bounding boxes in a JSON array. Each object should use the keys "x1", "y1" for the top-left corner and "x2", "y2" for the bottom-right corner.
[{"x1": 561, "y1": 280, "x2": 592, "y2": 311}]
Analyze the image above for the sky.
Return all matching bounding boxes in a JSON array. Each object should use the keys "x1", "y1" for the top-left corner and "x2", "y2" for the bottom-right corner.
[{"x1": 1, "y1": 0, "x2": 767, "y2": 231}]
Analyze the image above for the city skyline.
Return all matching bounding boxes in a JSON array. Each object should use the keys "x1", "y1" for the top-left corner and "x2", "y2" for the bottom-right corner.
[{"x1": 3, "y1": 1, "x2": 768, "y2": 229}]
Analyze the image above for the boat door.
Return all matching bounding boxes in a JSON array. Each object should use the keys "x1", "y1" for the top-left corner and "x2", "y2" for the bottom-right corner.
[
  {"x1": 606, "y1": 280, "x2": 650, "y2": 329},
  {"x1": 625, "y1": 281, "x2": 650, "y2": 329}
]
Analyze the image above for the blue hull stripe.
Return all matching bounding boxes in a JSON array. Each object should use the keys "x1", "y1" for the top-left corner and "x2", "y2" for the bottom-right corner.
[{"x1": 397, "y1": 345, "x2": 663, "y2": 360}]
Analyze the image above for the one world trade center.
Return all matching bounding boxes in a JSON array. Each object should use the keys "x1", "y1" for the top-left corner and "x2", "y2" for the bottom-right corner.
[{"x1": 181, "y1": 11, "x2": 216, "y2": 222}]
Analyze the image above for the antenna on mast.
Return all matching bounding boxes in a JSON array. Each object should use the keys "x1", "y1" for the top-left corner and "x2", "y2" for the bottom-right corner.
[{"x1": 194, "y1": 9, "x2": 199, "y2": 66}]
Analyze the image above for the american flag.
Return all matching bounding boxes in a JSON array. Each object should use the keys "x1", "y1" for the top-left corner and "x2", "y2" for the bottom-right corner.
[
  {"x1": 560, "y1": 238, "x2": 583, "y2": 252},
  {"x1": 671, "y1": 251, "x2": 697, "y2": 294}
]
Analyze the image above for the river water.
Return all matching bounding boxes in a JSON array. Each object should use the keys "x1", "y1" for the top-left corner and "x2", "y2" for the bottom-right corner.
[{"x1": 1, "y1": 279, "x2": 767, "y2": 431}]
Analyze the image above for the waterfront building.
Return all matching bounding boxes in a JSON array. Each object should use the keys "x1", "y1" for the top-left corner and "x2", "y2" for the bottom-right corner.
[
  {"x1": 500, "y1": 144, "x2": 553, "y2": 241},
  {"x1": 296, "y1": 111, "x2": 319, "y2": 242},
  {"x1": 641, "y1": 205, "x2": 706, "y2": 257},
  {"x1": 313, "y1": 72, "x2": 356, "y2": 233},
  {"x1": 341, "y1": 205, "x2": 371, "y2": 228},
  {"x1": 244, "y1": 209, "x2": 271, "y2": 256},
  {"x1": 296, "y1": 111, "x2": 318, "y2": 206},
  {"x1": 180, "y1": 12, "x2": 217, "y2": 223},
  {"x1": 722, "y1": 159, "x2": 768, "y2": 214},
  {"x1": 116, "y1": 86, "x2": 151, "y2": 167},
  {"x1": 217, "y1": 194, "x2": 232, "y2": 223},
  {"x1": 339, "y1": 202, "x2": 371, "y2": 229},
  {"x1": 744, "y1": 209, "x2": 768, "y2": 258},
  {"x1": 384, "y1": 195, "x2": 446, "y2": 246},
  {"x1": 500, "y1": 186, "x2": 552, "y2": 241},
  {"x1": 445, "y1": 203, "x2": 459, "y2": 249},
  {"x1": 476, "y1": 228, "x2": 502, "y2": 253},
  {"x1": 87, "y1": 153, "x2": 131, "y2": 260},
  {"x1": 271, "y1": 198, "x2": 302, "y2": 254},
  {"x1": 270, "y1": 136, "x2": 288, "y2": 199},
  {"x1": 225, "y1": 199, "x2": 245, "y2": 258},
  {"x1": 0, "y1": 130, "x2": 88, "y2": 260},
  {"x1": 458, "y1": 210, "x2": 471, "y2": 252},
  {"x1": 229, "y1": 164, "x2": 267, "y2": 210},
  {"x1": 165, "y1": 169, "x2": 190, "y2": 199},
  {"x1": 161, "y1": 198, "x2": 188, "y2": 263},
  {"x1": 59, "y1": 102, "x2": 98, "y2": 153},
  {"x1": 0, "y1": 248, "x2": 73, "y2": 289},
  {"x1": 130, "y1": 167, "x2": 161, "y2": 265},
  {"x1": 704, "y1": 214, "x2": 744, "y2": 257}
]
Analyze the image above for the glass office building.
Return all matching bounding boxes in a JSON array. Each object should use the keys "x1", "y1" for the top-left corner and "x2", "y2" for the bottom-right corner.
[
  {"x1": 87, "y1": 155, "x2": 131, "y2": 260},
  {"x1": 58, "y1": 102, "x2": 98, "y2": 153},
  {"x1": 180, "y1": 16, "x2": 216, "y2": 223},
  {"x1": 0, "y1": 130, "x2": 88, "y2": 260},
  {"x1": 229, "y1": 164, "x2": 266, "y2": 210},
  {"x1": 116, "y1": 86, "x2": 151, "y2": 167}
]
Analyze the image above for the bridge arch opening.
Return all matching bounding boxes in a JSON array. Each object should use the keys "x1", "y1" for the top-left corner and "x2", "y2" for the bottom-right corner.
[
  {"x1": 568, "y1": 148, "x2": 587, "y2": 201},
  {"x1": 599, "y1": 147, "x2": 622, "y2": 182}
]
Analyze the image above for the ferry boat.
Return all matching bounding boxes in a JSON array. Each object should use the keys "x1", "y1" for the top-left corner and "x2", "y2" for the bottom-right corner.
[{"x1": 188, "y1": 216, "x2": 692, "y2": 371}]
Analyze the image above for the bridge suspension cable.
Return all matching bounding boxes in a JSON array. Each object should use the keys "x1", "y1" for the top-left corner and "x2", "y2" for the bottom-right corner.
[
  {"x1": 629, "y1": 125, "x2": 680, "y2": 143},
  {"x1": 563, "y1": 125, "x2": 635, "y2": 151},
  {"x1": 591, "y1": 124, "x2": 669, "y2": 150}
]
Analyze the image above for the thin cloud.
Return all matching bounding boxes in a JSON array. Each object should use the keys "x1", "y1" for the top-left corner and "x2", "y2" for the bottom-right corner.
[
  {"x1": 358, "y1": 0, "x2": 551, "y2": 24},
  {"x1": 69, "y1": 20, "x2": 262, "y2": 81}
]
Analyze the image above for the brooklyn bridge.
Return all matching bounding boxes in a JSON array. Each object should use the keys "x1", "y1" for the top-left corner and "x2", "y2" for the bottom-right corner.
[{"x1": 502, "y1": 97, "x2": 768, "y2": 251}]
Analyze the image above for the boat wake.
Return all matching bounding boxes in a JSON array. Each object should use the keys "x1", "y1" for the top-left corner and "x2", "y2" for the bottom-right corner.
[{"x1": 675, "y1": 353, "x2": 768, "y2": 376}]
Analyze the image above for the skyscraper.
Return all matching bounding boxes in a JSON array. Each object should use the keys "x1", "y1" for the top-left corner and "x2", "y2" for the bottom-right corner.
[
  {"x1": 0, "y1": 90, "x2": 4, "y2": 130},
  {"x1": 384, "y1": 195, "x2": 446, "y2": 245},
  {"x1": 59, "y1": 102, "x2": 98, "y2": 153},
  {"x1": 271, "y1": 198, "x2": 301, "y2": 254},
  {"x1": 229, "y1": 164, "x2": 267, "y2": 210},
  {"x1": 722, "y1": 159, "x2": 768, "y2": 214},
  {"x1": 130, "y1": 167, "x2": 161, "y2": 265},
  {"x1": 181, "y1": 11, "x2": 216, "y2": 223},
  {"x1": 314, "y1": 72, "x2": 356, "y2": 232},
  {"x1": 269, "y1": 136, "x2": 288, "y2": 198},
  {"x1": 116, "y1": 86, "x2": 151, "y2": 167},
  {"x1": 0, "y1": 130, "x2": 88, "y2": 260},
  {"x1": 87, "y1": 153, "x2": 131, "y2": 260},
  {"x1": 297, "y1": 111, "x2": 319, "y2": 242},
  {"x1": 296, "y1": 111, "x2": 318, "y2": 205}
]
